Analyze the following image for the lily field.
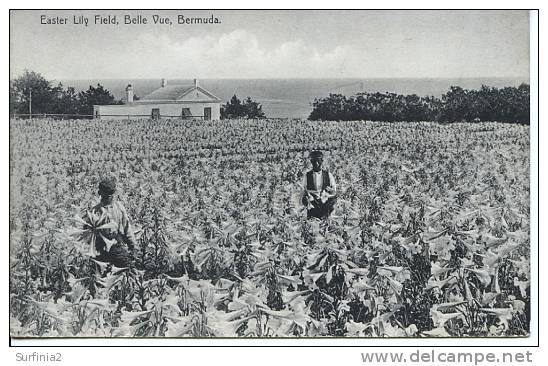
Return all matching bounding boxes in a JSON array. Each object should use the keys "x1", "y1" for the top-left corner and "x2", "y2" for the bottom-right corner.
[{"x1": 9, "y1": 118, "x2": 530, "y2": 337}]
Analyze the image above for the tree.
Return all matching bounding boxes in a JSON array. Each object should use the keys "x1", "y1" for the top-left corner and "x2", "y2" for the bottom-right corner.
[
  {"x1": 221, "y1": 95, "x2": 265, "y2": 119},
  {"x1": 242, "y1": 97, "x2": 266, "y2": 119},
  {"x1": 10, "y1": 70, "x2": 61, "y2": 116},
  {"x1": 77, "y1": 84, "x2": 122, "y2": 115},
  {"x1": 308, "y1": 85, "x2": 529, "y2": 123},
  {"x1": 439, "y1": 86, "x2": 470, "y2": 122},
  {"x1": 9, "y1": 83, "x2": 18, "y2": 116},
  {"x1": 515, "y1": 83, "x2": 530, "y2": 124},
  {"x1": 403, "y1": 94, "x2": 432, "y2": 122},
  {"x1": 10, "y1": 70, "x2": 123, "y2": 117},
  {"x1": 52, "y1": 84, "x2": 79, "y2": 115},
  {"x1": 309, "y1": 94, "x2": 349, "y2": 121}
]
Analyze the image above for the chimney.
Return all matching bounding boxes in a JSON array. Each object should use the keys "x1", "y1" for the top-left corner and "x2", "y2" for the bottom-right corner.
[
  {"x1": 161, "y1": 78, "x2": 167, "y2": 88},
  {"x1": 125, "y1": 84, "x2": 134, "y2": 103},
  {"x1": 194, "y1": 78, "x2": 198, "y2": 89}
]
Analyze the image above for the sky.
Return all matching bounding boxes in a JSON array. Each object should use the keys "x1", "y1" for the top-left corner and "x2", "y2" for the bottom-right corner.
[{"x1": 9, "y1": 10, "x2": 530, "y2": 80}]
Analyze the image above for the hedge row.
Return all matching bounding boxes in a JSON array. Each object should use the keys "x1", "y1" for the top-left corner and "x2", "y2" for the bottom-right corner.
[{"x1": 309, "y1": 84, "x2": 530, "y2": 124}]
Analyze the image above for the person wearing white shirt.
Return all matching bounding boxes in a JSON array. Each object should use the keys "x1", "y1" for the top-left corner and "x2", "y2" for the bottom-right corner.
[{"x1": 301, "y1": 150, "x2": 337, "y2": 219}]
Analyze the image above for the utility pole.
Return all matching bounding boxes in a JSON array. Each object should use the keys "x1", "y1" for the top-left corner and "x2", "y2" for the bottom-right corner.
[{"x1": 29, "y1": 88, "x2": 32, "y2": 119}]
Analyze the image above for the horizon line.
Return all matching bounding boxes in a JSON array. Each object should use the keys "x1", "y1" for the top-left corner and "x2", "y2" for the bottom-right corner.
[{"x1": 51, "y1": 76, "x2": 530, "y2": 81}]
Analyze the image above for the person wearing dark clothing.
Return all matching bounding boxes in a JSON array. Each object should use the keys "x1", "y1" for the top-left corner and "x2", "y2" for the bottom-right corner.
[
  {"x1": 301, "y1": 150, "x2": 337, "y2": 219},
  {"x1": 86, "y1": 178, "x2": 137, "y2": 268}
]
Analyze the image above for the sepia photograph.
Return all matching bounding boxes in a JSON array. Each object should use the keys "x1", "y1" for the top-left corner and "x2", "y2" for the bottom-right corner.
[{"x1": 9, "y1": 9, "x2": 533, "y2": 340}]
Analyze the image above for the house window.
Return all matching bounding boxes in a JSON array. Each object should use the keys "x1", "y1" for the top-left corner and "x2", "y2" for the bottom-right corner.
[
  {"x1": 204, "y1": 107, "x2": 211, "y2": 121},
  {"x1": 151, "y1": 108, "x2": 160, "y2": 120},
  {"x1": 181, "y1": 108, "x2": 192, "y2": 119}
]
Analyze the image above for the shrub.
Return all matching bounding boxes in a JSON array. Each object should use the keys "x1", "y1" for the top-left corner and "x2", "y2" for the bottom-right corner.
[
  {"x1": 221, "y1": 95, "x2": 266, "y2": 119},
  {"x1": 309, "y1": 84, "x2": 529, "y2": 124}
]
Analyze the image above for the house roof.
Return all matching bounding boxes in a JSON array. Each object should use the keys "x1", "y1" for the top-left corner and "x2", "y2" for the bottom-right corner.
[
  {"x1": 142, "y1": 85, "x2": 194, "y2": 101},
  {"x1": 141, "y1": 84, "x2": 222, "y2": 102}
]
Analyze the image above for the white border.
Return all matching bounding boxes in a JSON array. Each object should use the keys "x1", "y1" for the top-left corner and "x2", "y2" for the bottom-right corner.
[{"x1": 3, "y1": 2, "x2": 543, "y2": 363}]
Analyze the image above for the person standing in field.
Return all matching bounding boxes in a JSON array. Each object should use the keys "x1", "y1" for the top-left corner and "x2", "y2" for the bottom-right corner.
[
  {"x1": 301, "y1": 150, "x2": 337, "y2": 220},
  {"x1": 86, "y1": 177, "x2": 138, "y2": 268}
]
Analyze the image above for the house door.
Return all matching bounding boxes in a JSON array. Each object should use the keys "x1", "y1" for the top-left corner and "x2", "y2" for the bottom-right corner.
[
  {"x1": 204, "y1": 107, "x2": 211, "y2": 121},
  {"x1": 151, "y1": 108, "x2": 160, "y2": 120}
]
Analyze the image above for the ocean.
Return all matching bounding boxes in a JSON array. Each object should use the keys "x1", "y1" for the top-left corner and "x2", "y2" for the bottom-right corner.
[{"x1": 59, "y1": 78, "x2": 528, "y2": 119}]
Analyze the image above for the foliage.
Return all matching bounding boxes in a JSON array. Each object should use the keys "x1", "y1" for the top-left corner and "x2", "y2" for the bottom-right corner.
[
  {"x1": 10, "y1": 70, "x2": 122, "y2": 117},
  {"x1": 309, "y1": 84, "x2": 529, "y2": 124},
  {"x1": 77, "y1": 84, "x2": 123, "y2": 115},
  {"x1": 54, "y1": 86, "x2": 80, "y2": 115},
  {"x1": 439, "y1": 85, "x2": 530, "y2": 124},
  {"x1": 10, "y1": 70, "x2": 63, "y2": 115},
  {"x1": 9, "y1": 118, "x2": 530, "y2": 337},
  {"x1": 221, "y1": 95, "x2": 266, "y2": 119}
]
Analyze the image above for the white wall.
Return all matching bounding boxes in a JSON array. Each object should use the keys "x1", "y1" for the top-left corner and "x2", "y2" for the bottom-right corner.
[{"x1": 94, "y1": 102, "x2": 221, "y2": 120}]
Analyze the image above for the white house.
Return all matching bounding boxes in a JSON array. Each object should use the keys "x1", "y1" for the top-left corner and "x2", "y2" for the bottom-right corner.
[{"x1": 93, "y1": 79, "x2": 222, "y2": 120}]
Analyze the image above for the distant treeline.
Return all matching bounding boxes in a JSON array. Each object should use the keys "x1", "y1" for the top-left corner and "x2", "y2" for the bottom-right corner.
[
  {"x1": 309, "y1": 84, "x2": 530, "y2": 124},
  {"x1": 10, "y1": 70, "x2": 123, "y2": 117}
]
